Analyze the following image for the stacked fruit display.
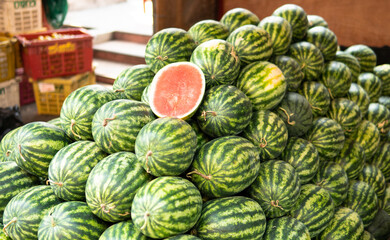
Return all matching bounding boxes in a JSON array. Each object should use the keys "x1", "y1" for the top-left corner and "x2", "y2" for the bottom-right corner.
[{"x1": 1, "y1": 3, "x2": 390, "y2": 240}]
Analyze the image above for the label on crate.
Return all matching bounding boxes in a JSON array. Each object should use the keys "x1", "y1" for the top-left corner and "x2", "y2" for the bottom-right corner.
[
  {"x1": 48, "y1": 42, "x2": 76, "y2": 55},
  {"x1": 13, "y1": 0, "x2": 37, "y2": 9},
  {"x1": 38, "y1": 82, "x2": 55, "y2": 93}
]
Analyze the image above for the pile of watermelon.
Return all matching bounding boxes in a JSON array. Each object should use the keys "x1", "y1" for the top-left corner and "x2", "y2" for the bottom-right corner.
[{"x1": 1, "y1": 3, "x2": 390, "y2": 240}]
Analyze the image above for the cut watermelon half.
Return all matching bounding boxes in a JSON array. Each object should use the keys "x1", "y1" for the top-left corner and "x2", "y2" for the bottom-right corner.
[{"x1": 149, "y1": 62, "x2": 206, "y2": 119}]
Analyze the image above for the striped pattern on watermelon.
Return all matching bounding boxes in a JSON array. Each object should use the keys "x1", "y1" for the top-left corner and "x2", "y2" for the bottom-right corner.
[
  {"x1": 131, "y1": 177, "x2": 202, "y2": 239},
  {"x1": 350, "y1": 120, "x2": 380, "y2": 160},
  {"x1": 141, "y1": 84, "x2": 150, "y2": 105},
  {"x1": 334, "y1": 139, "x2": 365, "y2": 180},
  {"x1": 145, "y1": 28, "x2": 196, "y2": 73},
  {"x1": 99, "y1": 220, "x2": 151, "y2": 240},
  {"x1": 263, "y1": 216, "x2": 310, "y2": 240},
  {"x1": 358, "y1": 164, "x2": 386, "y2": 200},
  {"x1": 192, "y1": 196, "x2": 266, "y2": 240},
  {"x1": 361, "y1": 231, "x2": 376, "y2": 240},
  {"x1": 384, "y1": 185, "x2": 390, "y2": 214},
  {"x1": 319, "y1": 61, "x2": 352, "y2": 99},
  {"x1": 186, "y1": 119, "x2": 209, "y2": 151},
  {"x1": 335, "y1": 51, "x2": 361, "y2": 82},
  {"x1": 248, "y1": 160, "x2": 300, "y2": 218},
  {"x1": 327, "y1": 98, "x2": 362, "y2": 136},
  {"x1": 226, "y1": 25, "x2": 273, "y2": 65},
  {"x1": 258, "y1": 16, "x2": 292, "y2": 56},
  {"x1": 379, "y1": 96, "x2": 390, "y2": 110},
  {"x1": 347, "y1": 82, "x2": 370, "y2": 116},
  {"x1": 374, "y1": 63, "x2": 390, "y2": 95},
  {"x1": 187, "y1": 136, "x2": 260, "y2": 198},
  {"x1": 345, "y1": 44, "x2": 377, "y2": 72},
  {"x1": 308, "y1": 15, "x2": 328, "y2": 28},
  {"x1": 365, "y1": 103, "x2": 390, "y2": 136},
  {"x1": 85, "y1": 152, "x2": 150, "y2": 222},
  {"x1": 270, "y1": 55, "x2": 304, "y2": 91},
  {"x1": 272, "y1": 4, "x2": 308, "y2": 41},
  {"x1": 188, "y1": 20, "x2": 229, "y2": 45},
  {"x1": 299, "y1": 81, "x2": 330, "y2": 117},
  {"x1": 0, "y1": 127, "x2": 20, "y2": 163},
  {"x1": 165, "y1": 235, "x2": 201, "y2": 240},
  {"x1": 369, "y1": 142, "x2": 390, "y2": 181},
  {"x1": 358, "y1": 72, "x2": 382, "y2": 103},
  {"x1": 37, "y1": 201, "x2": 107, "y2": 240},
  {"x1": 306, "y1": 26, "x2": 338, "y2": 61},
  {"x1": 220, "y1": 8, "x2": 260, "y2": 33},
  {"x1": 47, "y1": 117, "x2": 62, "y2": 128},
  {"x1": 2, "y1": 185, "x2": 61, "y2": 240}
]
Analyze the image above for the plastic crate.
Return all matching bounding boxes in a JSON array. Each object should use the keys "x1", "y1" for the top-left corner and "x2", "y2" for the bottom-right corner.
[
  {"x1": 31, "y1": 71, "x2": 96, "y2": 115},
  {"x1": 0, "y1": 37, "x2": 16, "y2": 83},
  {"x1": 0, "y1": 0, "x2": 43, "y2": 35},
  {"x1": 17, "y1": 28, "x2": 93, "y2": 80},
  {"x1": 19, "y1": 72, "x2": 34, "y2": 106},
  {"x1": 0, "y1": 78, "x2": 20, "y2": 108}
]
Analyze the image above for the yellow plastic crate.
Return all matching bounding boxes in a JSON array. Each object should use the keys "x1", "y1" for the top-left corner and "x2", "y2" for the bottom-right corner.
[
  {"x1": 31, "y1": 71, "x2": 96, "y2": 115},
  {"x1": 0, "y1": 78, "x2": 20, "y2": 108},
  {"x1": 0, "y1": 37, "x2": 16, "y2": 83}
]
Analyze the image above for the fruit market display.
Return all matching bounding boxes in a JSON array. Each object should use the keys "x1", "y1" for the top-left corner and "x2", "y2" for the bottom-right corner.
[{"x1": 1, "y1": 3, "x2": 390, "y2": 240}]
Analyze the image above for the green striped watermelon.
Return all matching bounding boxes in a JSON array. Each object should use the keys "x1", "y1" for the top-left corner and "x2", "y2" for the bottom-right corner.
[
  {"x1": 48, "y1": 140, "x2": 107, "y2": 201},
  {"x1": 272, "y1": 4, "x2": 308, "y2": 41},
  {"x1": 226, "y1": 25, "x2": 273, "y2": 65},
  {"x1": 242, "y1": 110, "x2": 288, "y2": 161},
  {"x1": 47, "y1": 117, "x2": 62, "y2": 128},
  {"x1": 131, "y1": 177, "x2": 202, "y2": 239},
  {"x1": 366, "y1": 209, "x2": 390, "y2": 240},
  {"x1": 258, "y1": 16, "x2": 292, "y2": 55},
  {"x1": 327, "y1": 98, "x2": 362, "y2": 135},
  {"x1": 135, "y1": 117, "x2": 197, "y2": 176},
  {"x1": 345, "y1": 44, "x2": 377, "y2": 72},
  {"x1": 188, "y1": 20, "x2": 229, "y2": 45},
  {"x1": 2, "y1": 185, "x2": 61, "y2": 240},
  {"x1": 186, "y1": 119, "x2": 209, "y2": 150},
  {"x1": 334, "y1": 139, "x2": 365, "y2": 180},
  {"x1": 335, "y1": 51, "x2": 361, "y2": 82},
  {"x1": 374, "y1": 63, "x2": 390, "y2": 95},
  {"x1": 85, "y1": 152, "x2": 150, "y2": 222},
  {"x1": 306, "y1": 26, "x2": 338, "y2": 61},
  {"x1": 358, "y1": 164, "x2": 386, "y2": 200},
  {"x1": 305, "y1": 117, "x2": 345, "y2": 159},
  {"x1": 248, "y1": 160, "x2": 300, "y2": 218},
  {"x1": 319, "y1": 61, "x2": 352, "y2": 99},
  {"x1": 366, "y1": 103, "x2": 390, "y2": 136},
  {"x1": 263, "y1": 216, "x2": 310, "y2": 240},
  {"x1": 290, "y1": 184, "x2": 335, "y2": 238},
  {"x1": 350, "y1": 120, "x2": 380, "y2": 160},
  {"x1": 0, "y1": 127, "x2": 20, "y2": 163},
  {"x1": 220, "y1": 8, "x2": 260, "y2": 33},
  {"x1": 312, "y1": 161, "x2": 349, "y2": 206},
  {"x1": 281, "y1": 137, "x2": 319, "y2": 184},
  {"x1": 187, "y1": 136, "x2": 260, "y2": 198},
  {"x1": 358, "y1": 72, "x2": 382, "y2": 103},
  {"x1": 270, "y1": 55, "x2": 304, "y2": 91},
  {"x1": 298, "y1": 81, "x2": 331, "y2": 117},
  {"x1": 347, "y1": 82, "x2": 370, "y2": 116},
  {"x1": 344, "y1": 180, "x2": 379, "y2": 227},
  {"x1": 92, "y1": 99, "x2": 155, "y2": 154},
  {"x1": 141, "y1": 84, "x2": 150, "y2": 105},
  {"x1": 165, "y1": 235, "x2": 201, "y2": 240},
  {"x1": 275, "y1": 92, "x2": 313, "y2": 137},
  {"x1": 379, "y1": 96, "x2": 390, "y2": 110},
  {"x1": 318, "y1": 207, "x2": 364, "y2": 240},
  {"x1": 307, "y1": 15, "x2": 328, "y2": 28},
  {"x1": 37, "y1": 201, "x2": 107, "y2": 240},
  {"x1": 99, "y1": 220, "x2": 151, "y2": 240},
  {"x1": 195, "y1": 84, "x2": 252, "y2": 138},
  {"x1": 287, "y1": 41, "x2": 324, "y2": 81},
  {"x1": 361, "y1": 231, "x2": 376, "y2": 240},
  {"x1": 12, "y1": 122, "x2": 71, "y2": 178},
  {"x1": 190, "y1": 39, "x2": 240, "y2": 87},
  {"x1": 192, "y1": 196, "x2": 266, "y2": 240},
  {"x1": 384, "y1": 184, "x2": 390, "y2": 214},
  {"x1": 236, "y1": 61, "x2": 286, "y2": 110},
  {"x1": 60, "y1": 84, "x2": 116, "y2": 140},
  {"x1": 369, "y1": 142, "x2": 390, "y2": 181},
  {"x1": 112, "y1": 65, "x2": 154, "y2": 101},
  {"x1": 145, "y1": 28, "x2": 196, "y2": 73}
]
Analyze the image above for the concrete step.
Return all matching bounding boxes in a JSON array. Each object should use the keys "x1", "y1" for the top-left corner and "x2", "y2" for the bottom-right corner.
[
  {"x1": 93, "y1": 40, "x2": 146, "y2": 65},
  {"x1": 94, "y1": 58, "x2": 133, "y2": 84}
]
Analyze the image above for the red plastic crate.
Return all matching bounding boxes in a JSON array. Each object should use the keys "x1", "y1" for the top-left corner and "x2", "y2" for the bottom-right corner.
[
  {"x1": 16, "y1": 28, "x2": 93, "y2": 80},
  {"x1": 19, "y1": 72, "x2": 34, "y2": 106}
]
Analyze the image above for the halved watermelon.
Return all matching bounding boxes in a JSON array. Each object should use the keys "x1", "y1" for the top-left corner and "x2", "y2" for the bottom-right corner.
[{"x1": 148, "y1": 62, "x2": 206, "y2": 119}]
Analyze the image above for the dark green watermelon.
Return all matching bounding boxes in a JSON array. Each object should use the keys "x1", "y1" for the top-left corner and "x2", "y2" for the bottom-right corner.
[
  {"x1": 306, "y1": 26, "x2": 338, "y2": 61},
  {"x1": 258, "y1": 16, "x2": 292, "y2": 56},
  {"x1": 220, "y1": 8, "x2": 260, "y2": 33},
  {"x1": 358, "y1": 164, "x2": 386, "y2": 200},
  {"x1": 263, "y1": 216, "x2": 310, "y2": 240},
  {"x1": 334, "y1": 139, "x2": 366, "y2": 180},
  {"x1": 374, "y1": 64, "x2": 390, "y2": 95},
  {"x1": 99, "y1": 220, "x2": 151, "y2": 240},
  {"x1": 345, "y1": 44, "x2": 377, "y2": 72},
  {"x1": 365, "y1": 103, "x2": 390, "y2": 136},
  {"x1": 350, "y1": 120, "x2": 380, "y2": 160},
  {"x1": 299, "y1": 81, "x2": 331, "y2": 117},
  {"x1": 335, "y1": 51, "x2": 361, "y2": 82},
  {"x1": 358, "y1": 72, "x2": 382, "y2": 103},
  {"x1": 319, "y1": 61, "x2": 352, "y2": 99},
  {"x1": 307, "y1": 15, "x2": 328, "y2": 28},
  {"x1": 186, "y1": 119, "x2": 209, "y2": 150},
  {"x1": 347, "y1": 82, "x2": 370, "y2": 117},
  {"x1": 270, "y1": 55, "x2": 304, "y2": 91},
  {"x1": 0, "y1": 127, "x2": 20, "y2": 163},
  {"x1": 366, "y1": 209, "x2": 390, "y2": 240},
  {"x1": 379, "y1": 96, "x2": 390, "y2": 110},
  {"x1": 369, "y1": 142, "x2": 390, "y2": 181},
  {"x1": 327, "y1": 98, "x2": 362, "y2": 136},
  {"x1": 272, "y1": 4, "x2": 308, "y2": 41},
  {"x1": 165, "y1": 235, "x2": 201, "y2": 240},
  {"x1": 188, "y1": 19, "x2": 229, "y2": 45}
]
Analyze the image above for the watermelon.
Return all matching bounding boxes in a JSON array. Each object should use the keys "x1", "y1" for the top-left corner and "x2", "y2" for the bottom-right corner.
[
  {"x1": 366, "y1": 209, "x2": 390, "y2": 240},
  {"x1": 11, "y1": 122, "x2": 71, "y2": 178},
  {"x1": 242, "y1": 110, "x2": 288, "y2": 161},
  {"x1": 187, "y1": 136, "x2": 260, "y2": 198},
  {"x1": 334, "y1": 139, "x2": 365, "y2": 180},
  {"x1": 48, "y1": 140, "x2": 107, "y2": 201},
  {"x1": 358, "y1": 164, "x2": 386, "y2": 200},
  {"x1": 148, "y1": 62, "x2": 206, "y2": 119},
  {"x1": 344, "y1": 180, "x2": 379, "y2": 227},
  {"x1": 298, "y1": 81, "x2": 331, "y2": 117},
  {"x1": 0, "y1": 226, "x2": 10, "y2": 240},
  {"x1": 85, "y1": 152, "x2": 150, "y2": 222},
  {"x1": 319, "y1": 61, "x2": 352, "y2": 99},
  {"x1": 190, "y1": 39, "x2": 240, "y2": 87},
  {"x1": 192, "y1": 196, "x2": 266, "y2": 240},
  {"x1": 350, "y1": 120, "x2": 380, "y2": 160},
  {"x1": 318, "y1": 207, "x2": 364, "y2": 240},
  {"x1": 220, "y1": 8, "x2": 260, "y2": 33},
  {"x1": 365, "y1": 103, "x2": 390, "y2": 136},
  {"x1": 236, "y1": 61, "x2": 286, "y2": 110},
  {"x1": 306, "y1": 26, "x2": 338, "y2": 61},
  {"x1": 145, "y1": 28, "x2": 196, "y2": 73},
  {"x1": 263, "y1": 216, "x2": 310, "y2": 240},
  {"x1": 308, "y1": 15, "x2": 328, "y2": 28},
  {"x1": 335, "y1": 51, "x2": 361, "y2": 82},
  {"x1": 290, "y1": 184, "x2": 335, "y2": 238},
  {"x1": 258, "y1": 16, "x2": 292, "y2": 55},
  {"x1": 287, "y1": 41, "x2": 324, "y2": 81},
  {"x1": 0, "y1": 127, "x2": 20, "y2": 163},
  {"x1": 135, "y1": 117, "x2": 197, "y2": 176},
  {"x1": 369, "y1": 142, "x2": 390, "y2": 181},
  {"x1": 275, "y1": 92, "x2": 313, "y2": 137},
  {"x1": 188, "y1": 19, "x2": 229, "y2": 45},
  {"x1": 345, "y1": 44, "x2": 377, "y2": 72},
  {"x1": 99, "y1": 220, "x2": 151, "y2": 240},
  {"x1": 141, "y1": 84, "x2": 150, "y2": 105},
  {"x1": 270, "y1": 55, "x2": 304, "y2": 91},
  {"x1": 37, "y1": 201, "x2": 107, "y2": 240},
  {"x1": 374, "y1": 63, "x2": 390, "y2": 95},
  {"x1": 165, "y1": 235, "x2": 201, "y2": 240},
  {"x1": 186, "y1": 119, "x2": 209, "y2": 150},
  {"x1": 384, "y1": 184, "x2": 390, "y2": 214},
  {"x1": 379, "y1": 96, "x2": 390, "y2": 110},
  {"x1": 281, "y1": 137, "x2": 319, "y2": 184},
  {"x1": 47, "y1": 117, "x2": 62, "y2": 128},
  {"x1": 195, "y1": 84, "x2": 252, "y2": 138},
  {"x1": 131, "y1": 177, "x2": 202, "y2": 239},
  {"x1": 226, "y1": 25, "x2": 273, "y2": 65},
  {"x1": 358, "y1": 72, "x2": 382, "y2": 103},
  {"x1": 305, "y1": 117, "x2": 345, "y2": 158},
  {"x1": 2, "y1": 185, "x2": 61, "y2": 240},
  {"x1": 327, "y1": 98, "x2": 362, "y2": 135},
  {"x1": 248, "y1": 160, "x2": 300, "y2": 218},
  {"x1": 312, "y1": 161, "x2": 349, "y2": 206},
  {"x1": 92, "y1": 99, "x2": 155, "y2": 154},
  {"x1": 272, "y1": 4, "x2": 309, "y2": 41},
  {"x1": 112, "y1": 64, "x2": 154, "y2": 101},
  {"x1": 347, "y1": 82, "x2": 370, "y2": 116},
  {"x1": 361, "y1": 231, "x2": 375, "y2": 240},
  {"x1": 60, "y1": 84, "x2": 116, "y2": 140}
]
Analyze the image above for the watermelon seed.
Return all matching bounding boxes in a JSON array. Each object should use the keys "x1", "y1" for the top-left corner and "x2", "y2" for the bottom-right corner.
[
  {"x1": 3, "y1": 217, "x2": 17, "y2": 237},
  {"x1": 259, "y1": 138, "x2": 268, "y2": 148},
  {"x1": 5, "y1": 150, "x2": 11, "y2": 157},
  {"x1": 70, "y1": 119, "x2": 82, "y2": 139},
  {"x1": 140, "y1": 211, "x2": 150, "y2": 230},
  {"x1": 103, "y1": 114, "x2": 117, "y2": 127},
  {"x1": 270, "y1": 200, "x2": 284, "y2": 210},
  {"x1": 186, "y1": 169, "x2": 212, "y2": 180},
  {"x1": 279, "y1": 107, "x2": 296, "y2": 125},
  {"x1": 145, "y1": 150, "x2": 153, "y2": 173},
  {"x1": 101, "y1": 204, "x2": 115, "y2": 213},
  {"x1": 18, "y1": 144, "x2": 27, "y2": 162},
  {"x1": 201, "y1": 111, "x2": 217, "y2": 121}
]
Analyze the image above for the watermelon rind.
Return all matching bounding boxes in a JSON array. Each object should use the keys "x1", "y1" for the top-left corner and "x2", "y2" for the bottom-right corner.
[
  {"x1": 306, "y1": 26, "x2": 338, "y2": 61},
  {"x1": 188, "y1": 19, "x2": 229, "y2": 46},
  {"x1": 99, "y1": 220, "x2": 151, "y2": 240},
  {"x1": 220, "y1": 8, "x2": 260, "y2": 33},
  {"x1": 319, "y1": 61, "x2": 352, "y2": 99},
  {"x1": 334, "y1": 139, "x2": 366, "y2": 180},
  {"x1": 347, "y1": 82, "x2": 370, "y2": 117},
  {"x1": 374, "y1": 63, "x2": 390, "y2": 95},
  {"x1": 345, "y1": 44, "x2": 377, "y2": 73},
  {"x1": 270, "y1": 55, "x2": 304, "y2": 91},
  {"x1": 335, "y1": 51, "x2": 361, "y2": 83},
  {"x1": 307, "y1": 15, "x2": 328, "y2": 28},
  {"x1": 258, "y1": 16, "x2": 292, "y2": 56},
  {"x1": 357, "y1": 72, "x2": 382, "y2": 103},
  {"x1": 298, "y1": 81, "x2": 330, "y2": 118},
  {"x1": 263, "y1": 216, "x2": 310, "y2": 240},
  {"x1": 272, "y1": 4, "x2": 309, "y2": 41}
]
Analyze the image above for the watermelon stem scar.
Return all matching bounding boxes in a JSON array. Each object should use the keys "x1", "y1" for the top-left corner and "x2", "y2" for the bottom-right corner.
[
  {"x1": 3, "y1": 217, "x2": 17, "y2": 237},
  {"x1": 186, "y1": 169, "x2": 212, "y2": 180},
  {"x1": 316, "y1": 179, "x2": 328, "y2": 187},
  {"x1": 311, "y1": 105, "x2": 323, "y2": 112},
  {"x1": 18, "y1": 144, "x2": 27, "y2": 162},
  {"x1": 70, "y1": 119, "x2": 82, "y2": 139},
  {"x1": 155, "y1": 55, "x2": 168, "y2": 61},
  {"x1": 49, "y1": 207, "x2": 56, "y2": 227},
  {"x1": 114, "y1": 89, "x2": 125, "y2": 93},
  {"x1": 118, "y1": 211, "x2": 130, "y2": 216},
  {"x1": 327, "y1": 88, "x2": 334, "y2": 100},
  {"x1": 270, "y1": 200, "x2": 284, "y2": 210},
  {"x1": 140, "y1": 211, "x2": 150, "y2": 230},
  {"x1": 100, "y1": 204, "x2": 115, "y2": 213},
  {"x1": 201, "y1": 111, "x2": 217, "y2": 121},
  {"x1": 5, "y1": 149, "x2": 11, "y2": 157},
  {"x1": 103, "y1": 115, "x2": 117, "y2": 127},
  {"x1": 145, "y1": 150, "x2": 153, "y2": 173},
  {"x1": 46, "y1": 179, "x2": 64, "y2": 187},
  {"x1": 259, "y1": 138, "x2": 268, "y2": 148},
  {"x1": 279, "y1": 107, "x2": 296, "y2": 125}
]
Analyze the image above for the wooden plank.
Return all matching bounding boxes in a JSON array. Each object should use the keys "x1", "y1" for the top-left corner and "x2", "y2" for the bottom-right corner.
[{"x1": 113, "y1": 32, "x2": 151, "y2": 44}]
